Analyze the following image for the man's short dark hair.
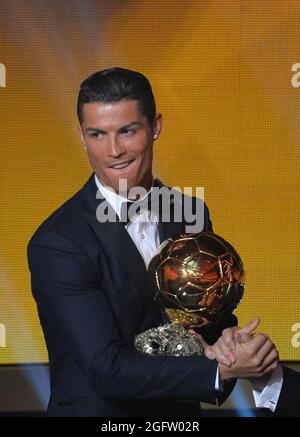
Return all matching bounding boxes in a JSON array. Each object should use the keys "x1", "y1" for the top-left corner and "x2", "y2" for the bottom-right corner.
[{"x1": 77, "y1": 67, "x2": 156, "y2": 125}]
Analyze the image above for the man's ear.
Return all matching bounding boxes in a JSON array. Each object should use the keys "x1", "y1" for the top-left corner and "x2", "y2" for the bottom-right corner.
[
  {"x1": 153, "y1": 113, "x2": 163, "y2": 139},
  {"x1": 78, "y1": 125, "x2": 86, "y2": 150}
]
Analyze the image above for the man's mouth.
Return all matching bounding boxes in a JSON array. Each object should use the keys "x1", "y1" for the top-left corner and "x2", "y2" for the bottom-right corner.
[{"x1": 110, "y1": 159, "x2": 134, "y2": 170}]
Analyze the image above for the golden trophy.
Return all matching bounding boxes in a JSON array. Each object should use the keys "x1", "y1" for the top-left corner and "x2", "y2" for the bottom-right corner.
[{"x1": 135, "y1": 231, "x2": 244, "y2": 356}]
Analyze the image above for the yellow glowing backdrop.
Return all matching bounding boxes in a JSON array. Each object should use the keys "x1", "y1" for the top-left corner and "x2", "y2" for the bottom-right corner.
[{"x1": 0, "y1": 0, "x2": 299, "y2": 363}]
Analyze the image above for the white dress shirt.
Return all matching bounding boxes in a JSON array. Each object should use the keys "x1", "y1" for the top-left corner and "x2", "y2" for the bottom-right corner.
[
  {"x1": 94, "y1": 174, "x2": 282, "y2": 412},
  {"x1": 252, "y1": 364, "x2": 283, "y2": 412},
  {"x1": 94, "y1": 175, "x2": 160, "y2": 268}
]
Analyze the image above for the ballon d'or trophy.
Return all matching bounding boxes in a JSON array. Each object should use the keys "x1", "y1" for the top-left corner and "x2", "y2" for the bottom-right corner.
[{"x1": 135, "y1": 232, "x2": 245, "y2": 357}]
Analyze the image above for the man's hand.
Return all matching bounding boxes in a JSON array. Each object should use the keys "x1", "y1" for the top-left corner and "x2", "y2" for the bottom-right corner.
[
  {"x1": 218, "y1": 332, "x2": 279, "y2": 380},
  {"x1": 206, "y1": 318, "x2": 260, "y2": 366},
  {"x1": 189, "y1": 318, "x2": 260, "y2": 366},
  {"x1": 189, "y1": 317, "x2": 279, "y2": 381},
  {"x1": 221, "y1": 318, "x2": 260, "y2": 351},
  {"x1": 196, "y1": 317, "x2": 279, "y2": 381}
]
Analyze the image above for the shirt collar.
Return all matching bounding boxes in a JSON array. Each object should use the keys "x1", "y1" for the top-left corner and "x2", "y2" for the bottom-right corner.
[{"x1": 94, "y1": 174, "x2": 154, "y2": 221}]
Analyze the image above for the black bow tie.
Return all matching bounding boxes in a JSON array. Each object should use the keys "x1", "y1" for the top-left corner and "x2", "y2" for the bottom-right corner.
[
  {"x1": 118, "y1": 179, "x2": 173, "y2": 225},
  {"x1": 120, "y1": 193, "x2": 161, "y2": 225},
  {"x1": 119, "y1": 196, "x2": 155, "y2": 225}
]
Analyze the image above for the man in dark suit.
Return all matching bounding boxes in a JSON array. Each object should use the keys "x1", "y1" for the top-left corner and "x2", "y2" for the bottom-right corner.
[
  {"x1": 275, "y1": 366, "x2": 300, "y2": 416},
  {"x1": 253, "y1": 365, "x2": 300, "y2": 417},
  {"x1": 210, "y1": 321, "x2": 300, "y2": 416},
  {"x1": 27, "y1": 67, "x2": 278, "y2": 417}
]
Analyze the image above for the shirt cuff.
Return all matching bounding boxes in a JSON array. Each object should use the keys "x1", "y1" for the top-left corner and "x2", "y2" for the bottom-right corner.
[
  {"x1": 252, "y1": 364, "x2": 283, "y2": 412},
  {"x1": 215, "y1": 365, "x2": 222, "y2": 391}
]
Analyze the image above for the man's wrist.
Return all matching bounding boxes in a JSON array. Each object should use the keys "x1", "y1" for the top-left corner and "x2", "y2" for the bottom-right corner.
[
  {"x1": 218, "y1": 363, "x2": 233, "y2": 382},
  {"x1": 249, "y1": 373, "x2": 272, "y2": 392}
]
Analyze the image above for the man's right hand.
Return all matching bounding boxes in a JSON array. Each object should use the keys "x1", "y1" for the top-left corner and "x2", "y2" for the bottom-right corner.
[
  {"x1": 218, "y1": 331, "x2": 279, "y2": 381},
  {"x1": 201, "y1": 319, "x2": 260, "y2": 366}
]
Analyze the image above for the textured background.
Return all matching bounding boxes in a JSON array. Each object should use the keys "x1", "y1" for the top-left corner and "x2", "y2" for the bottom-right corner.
[{"x1": 0, "y1": 0, "x2": 299, "y2": 364}]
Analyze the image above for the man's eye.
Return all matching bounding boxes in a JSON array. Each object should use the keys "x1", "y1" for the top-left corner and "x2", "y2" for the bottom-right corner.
[
  {"x1": 121, "y1": 129, "x2": 135, "y2": 135},
  {"x1": 91, "y1": 132, "x2": 103, "y2": 138}
]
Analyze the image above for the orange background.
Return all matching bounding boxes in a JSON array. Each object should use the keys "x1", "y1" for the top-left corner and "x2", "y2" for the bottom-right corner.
[{"x1": 0, "y1": 0, "x2": 299, "y2": 363}]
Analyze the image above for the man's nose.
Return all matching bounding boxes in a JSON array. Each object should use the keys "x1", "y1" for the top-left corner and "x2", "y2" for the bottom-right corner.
[{"x1": 107, "y1": 135, "x2": 126, "y2": 157}]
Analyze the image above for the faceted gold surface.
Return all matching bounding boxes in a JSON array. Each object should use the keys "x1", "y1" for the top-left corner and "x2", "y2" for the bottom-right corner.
[{"x1": 148, "y1": 232, "x2": 244, "y2": 327}]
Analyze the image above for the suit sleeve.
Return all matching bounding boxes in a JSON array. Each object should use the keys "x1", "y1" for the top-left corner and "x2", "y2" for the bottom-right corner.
[
  {"x1": 204, "y1": 202, "x2": 213, "y2": 233},
  {"x1": 28, "y1": 230, "x2": 229, "y2": 404}
]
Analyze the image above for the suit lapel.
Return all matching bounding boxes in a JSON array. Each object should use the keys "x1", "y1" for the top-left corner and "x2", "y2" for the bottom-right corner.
[
  {"x1": 79, "y1": 174, "x2": 185, "y2": 305},
  {"x1": 153, "y1": 178, "x2": 185, "y2": 243},
  {"x1": 80, "y1": 174, "x2": 147, "y2": 286},
  {"x1": 157, "y1": 211, "x2": 184, "y2": 244}
]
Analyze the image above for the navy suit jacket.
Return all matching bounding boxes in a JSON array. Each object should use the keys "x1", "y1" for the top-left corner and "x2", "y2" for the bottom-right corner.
[
  {"x1": 272, "y1": 366, "x2": 300, "y2": 417},
  {"x1": 27, "y1": 174, "x2": 237, "y2": 417}
]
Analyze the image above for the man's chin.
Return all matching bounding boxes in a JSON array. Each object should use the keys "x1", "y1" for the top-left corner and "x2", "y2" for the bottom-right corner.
[{"x1": 97, "y1": 172, "x2": 150, "y2": 196}]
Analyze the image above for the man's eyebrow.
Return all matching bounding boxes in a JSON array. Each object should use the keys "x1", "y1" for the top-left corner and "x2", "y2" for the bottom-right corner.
[
  {"x1": 118, "y1": 121, "x2": 144, "y2": 130},
  {"x1": 85, "y1": 121, "x2": 143, "y2": 133},
  {"x1": 85, "y1": 127, "x2": 107, "y2": 134}
]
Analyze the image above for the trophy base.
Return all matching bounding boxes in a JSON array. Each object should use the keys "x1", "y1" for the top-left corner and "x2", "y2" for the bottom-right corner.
[{"x1": 134, "y1": 323, "x2": 204, "y2": 356}]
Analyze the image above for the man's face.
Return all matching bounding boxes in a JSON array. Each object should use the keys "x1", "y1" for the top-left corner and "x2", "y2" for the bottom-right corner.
[{"x1": 78, "y1": 99, "x2": 162, "y2": 196}]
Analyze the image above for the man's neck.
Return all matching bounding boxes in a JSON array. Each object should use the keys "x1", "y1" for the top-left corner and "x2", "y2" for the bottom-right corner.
[
  {"x1": 95, "y1": 174, "x2": 154, "y2": 201},
  {"x1": 94, "y1": 174, "x2": 154, "y2": 201}
]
